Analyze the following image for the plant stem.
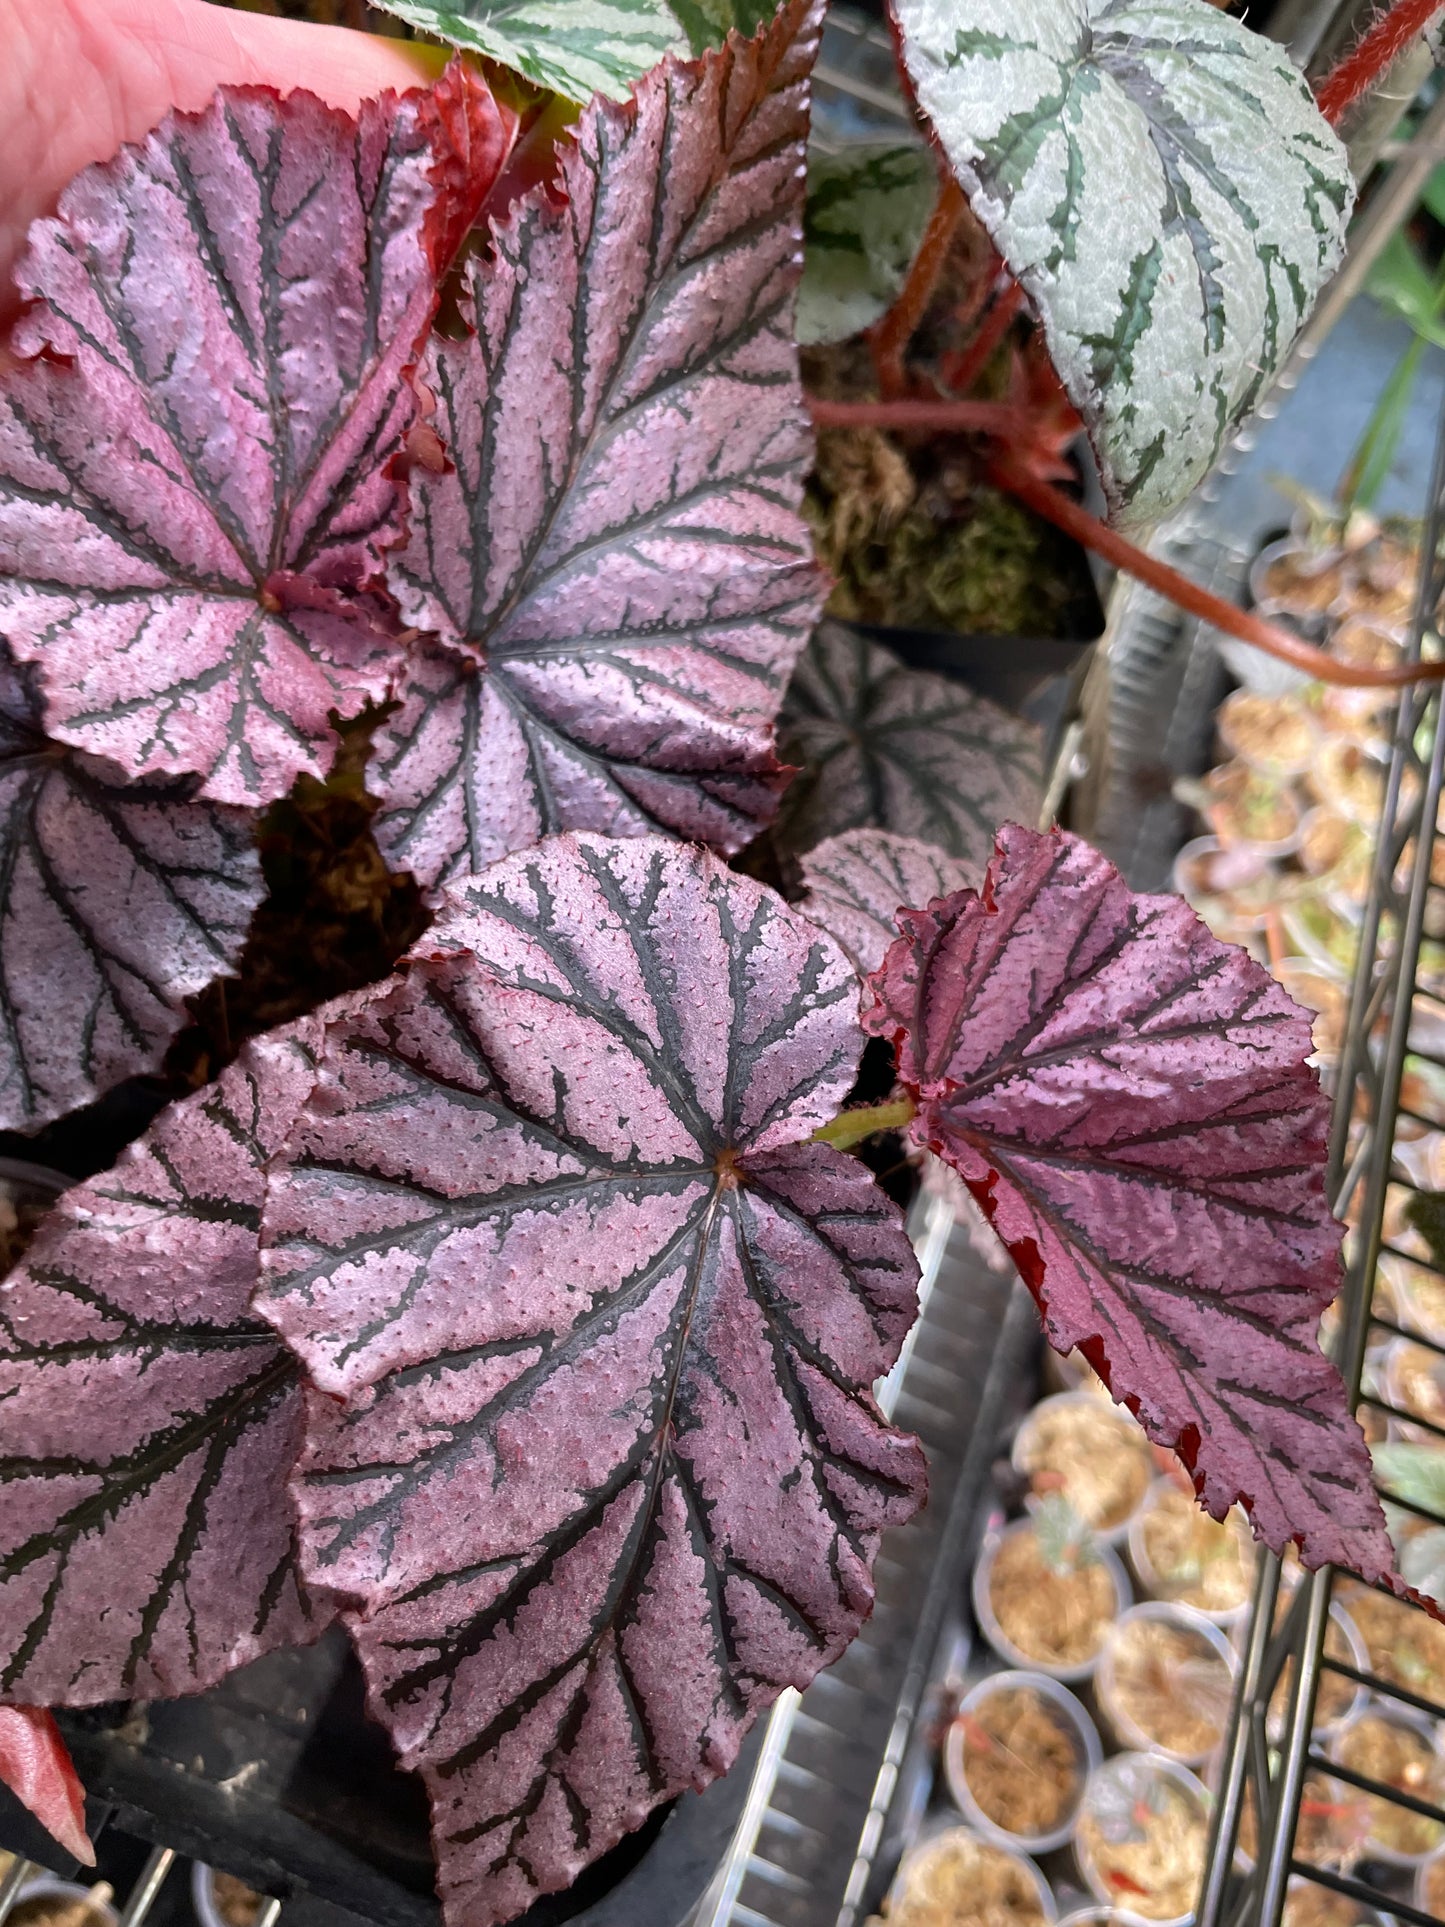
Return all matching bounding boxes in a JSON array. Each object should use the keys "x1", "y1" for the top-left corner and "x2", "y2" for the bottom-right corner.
[
  {"x1": 869, "y1": 175, "x2": 967, "y2": 399},
  {"x1": 812, "y1": 1095, "x2": 917, "y2": 1151},
  {"x1": 944, "y1": 279, "x2": 1025, "y2": 395},
  {"x1": 811, "y1": 396, "x2": 1031, "y2": 436},
  {"x1": 993, "y1": 456, "x2": 1445, "y2": 689},
  {"x1": 1315, "y1": 0, "x2": 1445, "y2": 123}
]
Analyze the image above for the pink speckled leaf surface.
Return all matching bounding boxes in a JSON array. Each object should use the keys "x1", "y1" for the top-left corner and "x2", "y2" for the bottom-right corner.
[
  {"x1": 799, "y1": 828, "x2": 977, "y2": 978},
  {"x1": 257, "y1": 833, "x2": 925, "y2": 1927},
  {"x1": 865, "y1": 822, "x2": 1395, "y2": 1582},
  {"x1": 0, "y1": 68, "x2": 514, "y2": 808},
  {"x1": 0, "y1": 1025, "x2": 333, "y2": 1705},
  {"x1": 0, "y1": 642, "x2": 261, "y2": 1130},
  {"x1": 371, "y1": 0, "x2": 826, "y2": 889}
]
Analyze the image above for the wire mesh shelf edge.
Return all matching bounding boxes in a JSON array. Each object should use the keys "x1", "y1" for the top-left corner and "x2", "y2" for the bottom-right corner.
[{"x1": 1197, "y1": 398, "x2": 1445, "y2": 1927}]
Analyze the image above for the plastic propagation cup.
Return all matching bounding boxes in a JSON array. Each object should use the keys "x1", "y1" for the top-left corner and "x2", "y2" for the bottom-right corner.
[
  {"x1": 10, "y1": 1881, "x2": 119, "y2": 1927},
  {"x1": 1073, "y1": 1752, "x2": 1212, "y2": 1927},
  {"x1": 1216, "y1": 689, "x2": 1319, "y2": 779},
  {"x1": 1011, "y1": 1394, "x2": 1154, "y2": 1544},
  {"x1": 192, "y1": 1865, "x2": 271, "y2": 1927},
  {"x1": 973, "y1": 1516, "x2": 1133, "y2": 1683},
  {"x1": 1127, "y1": 1478, "x2": 1255, "y2": 1626},
  {"x1": 944, "y1": 1670, "x2": 1103, "y2": 1854},
  {"x1": 886, "y1": 1825, "x2": 1057, "y2": 1927},
  {"x1": 1281, "y1": 1876, "x2": 1393, "y2": 1927},
  {"x1": 1328, "y1": 1702, "x2": 1445, "y2": 1867},
  {"x1": 1094, "y1": 1602, "x2": 1238, "y2": 1767}
]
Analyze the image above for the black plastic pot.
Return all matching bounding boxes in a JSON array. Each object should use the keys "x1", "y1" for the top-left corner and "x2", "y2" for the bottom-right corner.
[
  {"x1": 16, "y1": 1632, "x2": 762, "y2": 1927},
  {"x1": 862, "y1": 622, "x2": 1100, "y2": 744}
]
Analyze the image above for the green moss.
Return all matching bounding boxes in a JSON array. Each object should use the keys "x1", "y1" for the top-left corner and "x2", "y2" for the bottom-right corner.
[{"x1": 808, "y1": 471, "x2": 1094, "y2": 638}]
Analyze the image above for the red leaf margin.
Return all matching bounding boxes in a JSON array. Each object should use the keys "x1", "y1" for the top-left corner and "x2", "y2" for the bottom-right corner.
[
  {"x1": 863, "y1": 821, "x2": 1401, "y2": 1588},
  {"x1": 0, "y1": 1707, "x2": 93, "y2": 1867}
]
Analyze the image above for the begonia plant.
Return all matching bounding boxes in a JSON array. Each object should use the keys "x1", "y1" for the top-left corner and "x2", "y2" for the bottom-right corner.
[{"x1": 0, "y1": 0, "x2": 1433, "y2": 1920}]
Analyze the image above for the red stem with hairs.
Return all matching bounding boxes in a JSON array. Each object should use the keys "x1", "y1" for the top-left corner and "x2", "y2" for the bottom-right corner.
[
  {"x1": 943, "y1": 278, "x2": 1025, "y2": 395},
  {"x1": 868, "y1": 175, "x2": 967, "y2": 398},
  {"x1": 811, "y1": 396, "x2": 1034, "y2": 436},
  {"x1": 993, "y1": 455, "x2": 1445, "y2": 688},
  {"x1": 1314, "y1": 0, "x2": 1445, "y2": 123}
]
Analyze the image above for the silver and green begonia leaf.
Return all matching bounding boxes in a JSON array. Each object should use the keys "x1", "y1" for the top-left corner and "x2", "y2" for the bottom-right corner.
[{"x1": 891, "y1": 0, "x2": 1354, "y2": 522}]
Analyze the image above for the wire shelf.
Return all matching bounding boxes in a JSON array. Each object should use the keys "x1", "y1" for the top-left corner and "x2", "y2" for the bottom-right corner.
[{"x1": 1198, "y1": 392, "x2": 1445, "y2": 1927}]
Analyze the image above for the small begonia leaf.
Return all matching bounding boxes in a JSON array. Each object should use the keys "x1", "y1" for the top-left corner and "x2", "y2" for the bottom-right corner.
[
  {"x1": 0, "y1": 1026, "x2": 334, "y2": 1705},
  {"x1": 0, "y1": 68, "x2": 515, "y2": 808},
  {"x1": 775, "y1": 623, "x2": 1043, "y2": 862},
  {"x1": 257, "y1": 833, "x2": 926, "y2": 1927},
  {"x1": 796, "y1": 143, "x2": 939, "y2": 348},
  {"x1": 0, "y1": 643, "x2": 262, "y2": 1131},
  {"x1": 799, "y1": 829, "x2": 976, "y2": 978},
  {"x1": 890, "y1": 0, "x2": 1353, "y2": 523},
  {"x1": 0, "y1": 1708, "x2": 93, "y2": 1866},
  {"x1": 371, "y1": 0, "x2": 826, "y2": 891},
  {"x1": 864, "y1": 822, "x2": 1396, "y2": 1581}
]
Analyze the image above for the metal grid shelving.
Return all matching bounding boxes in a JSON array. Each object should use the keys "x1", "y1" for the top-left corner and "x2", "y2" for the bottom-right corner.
[{"x1": 1198, "y1": 399, "x2": 1445, "y2": 1927}]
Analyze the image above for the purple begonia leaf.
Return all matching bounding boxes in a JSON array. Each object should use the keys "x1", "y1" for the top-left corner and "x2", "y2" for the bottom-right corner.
[
  {"x1": 864, "y1": 821, "x2": 1397, "y2": 1583},
  {"x1": 0, "y1": 642, "x2": 262, "y2": 1130},
  {"x1": 0, "y1": 68, "x2": 515, "y2": 808},
  {"x1": 0, "y1": 1023, "x2": 335, "y2": 1705},
  {"x1": 257, "y1": 833, "x2": 926, "y2": 1927},
  {"x1": 799, "y1": 829, "x2": 977, "y2": 980},
  {"x1": 775, "y1": 622, "x2": 1043, "y2": 862},
  {"x1": 370, "y1": 0, "x2": 826, "y2": 892}
]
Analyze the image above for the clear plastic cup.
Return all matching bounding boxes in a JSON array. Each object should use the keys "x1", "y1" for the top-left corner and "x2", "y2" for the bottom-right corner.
[
  {"x1": 1216, "y1": 689, "x2": 1319, "y2": 779},
  {"x1": 944, "y1": 1669, "x2": 1102, "y2": 1854},
  {"x1": 11, "y1": 1881, "x2": 118, "y2": 1927},
  {"x1": 1094, "y1": 1601, "x2": 1237, "y2": 1767},
  {"x1": 1073, "y1": 1752, "x2": 1211, "y2": 1927},
  {"x1": 1011, "y1": 1393, "x2": 1154, "y2": 1545},
  {"x1": 1281, "y1": 1874, "x2": 1392, "y2": 1926},
  {"x1": 887, "y1": 1824, "x2": 1056, "y2": 1926},
  {"x1": 1127, "y1": 1478, "x2": 1254, "y2": 1627},
  {"x1": 191, "y1": 1865, "x2": 271, "y2": 1927},
  {"x1": 1328, "y1": 1703, "x2": 1445, "y2": 1868},
  {"x1": 972, "y1": 1516, "x2": 1133, "y2": 1683}
]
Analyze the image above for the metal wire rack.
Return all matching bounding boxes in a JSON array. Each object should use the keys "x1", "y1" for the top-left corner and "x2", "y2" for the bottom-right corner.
[{"x1": 1197, "y1": 390, "x2": 1445, "y2": 1927}]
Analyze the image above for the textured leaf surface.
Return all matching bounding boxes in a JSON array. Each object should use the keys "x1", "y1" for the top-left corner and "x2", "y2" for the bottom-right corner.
[
  {"x1": 796, "y1": 143, "x2": 938, "y2": 347},
  {"x1": 373, "y1": 2, "x2": 826, "y2": 891},
  {"x1": 0, "y1": 69, "x2": 514, "y2": 807},
  {"x1": 799, "y1": 829, "x2": 975, "y2": 978},
  {"x1": 864, "y1": 823, "x2": 1394, "y2": 1579},
  {"x1": 258, "y1": 833, "x2": 925, "y2": 1927},
  {"x1": 365, "y1": 0, "x2": 684, "y2": 100},
  {"x1": 775, "y1": 623, "x2": 1043, "y2": 862},
  {"x1": 0, "y1": 1708, "x2": 93, "y2": 1866},
  {"x1": 0, "y1": 644, "x2": 261, "y2": 1131},
  {"x1": 0, "y1": 1027, "x2": 333, "y2": 1705},
  {"x1": 891, "y1": 0, "x2": 1353, "y2": 522}
]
